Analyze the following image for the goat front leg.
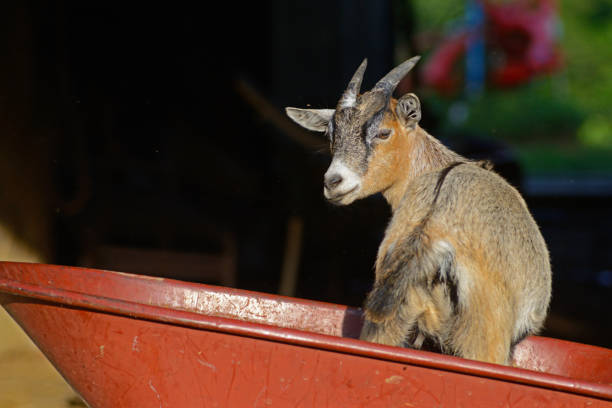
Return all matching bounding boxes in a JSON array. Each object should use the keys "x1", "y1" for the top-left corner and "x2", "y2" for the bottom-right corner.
[
  {"x1": 360, "y1": 228, "x2": 456, "y2": 348},
  {"x1": 359, "y1": 307, "x2": 418, "y2": 347}
]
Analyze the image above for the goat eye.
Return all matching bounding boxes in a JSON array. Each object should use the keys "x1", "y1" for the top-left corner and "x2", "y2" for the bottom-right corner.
[{"x1": 376, "y1": 129, "x2": 392, "y2": 140}]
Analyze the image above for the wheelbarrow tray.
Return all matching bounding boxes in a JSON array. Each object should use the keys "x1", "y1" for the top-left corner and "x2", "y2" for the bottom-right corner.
[{"x1": 1, "y1": 261, "x2": 611, "y2": 407}]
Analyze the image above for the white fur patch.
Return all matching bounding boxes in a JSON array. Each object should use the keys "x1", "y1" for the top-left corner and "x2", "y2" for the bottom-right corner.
[
  {"x1": 431, "y1": 240, "x2": 455, "y2": 281},
  {"x1": 324, "y1": 159, "x2": 361, "y2": 202},
  {"x1": 432, "y1": 239, "x2": 454, "y2": 254},
  {"x1": 432, "y1": 239, "x2": 474, "y2": 307}
]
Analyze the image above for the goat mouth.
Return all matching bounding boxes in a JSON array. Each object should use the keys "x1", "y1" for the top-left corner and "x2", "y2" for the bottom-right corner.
[{"x1": 325, "y1": 185, "x2": 359, "y2": 204}]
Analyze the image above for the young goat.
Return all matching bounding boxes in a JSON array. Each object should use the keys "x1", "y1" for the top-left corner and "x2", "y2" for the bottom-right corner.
[{"x1": 286, "y1": 57, "x2": 551, "y2": 365}]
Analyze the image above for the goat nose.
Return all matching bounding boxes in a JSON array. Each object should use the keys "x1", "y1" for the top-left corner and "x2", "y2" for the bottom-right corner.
[{"x1": 324, "y1": 173, "x2": 343, "y2": 190}]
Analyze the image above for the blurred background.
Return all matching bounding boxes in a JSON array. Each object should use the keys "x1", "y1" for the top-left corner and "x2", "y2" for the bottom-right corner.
[{"x1": 0, "y1": 0, "x2": 611, "y2": 404}]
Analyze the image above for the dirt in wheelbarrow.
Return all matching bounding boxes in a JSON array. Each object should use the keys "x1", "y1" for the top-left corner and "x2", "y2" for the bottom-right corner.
[{"x1": 0, "y1": 309, "x2": 86, "y2": 408}]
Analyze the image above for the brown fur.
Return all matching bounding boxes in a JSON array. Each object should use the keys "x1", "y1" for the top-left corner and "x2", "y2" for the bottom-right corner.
[
  {"x1": 358, "y1": 109, "x2": 551, "y2": 364},
  {"x1": 286, "y1": 62, "x2": 551, "y2": 365}
]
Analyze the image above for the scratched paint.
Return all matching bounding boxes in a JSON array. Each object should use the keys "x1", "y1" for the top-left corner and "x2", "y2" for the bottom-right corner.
[
  {"x1": 385, "y1": 375, "x2": 403, "y2": 384},
  {"x1": 148, "y1": 380, "x2": 162, "y2": 408},
  {"x1": 196, "y1": 358, "x2": 216, "y2": 371},
  {"x1": 1, "y1": 262, "x2": 611, "y2": 407},
  {"x1": 131, "y1": 336, "x2": 139, "y2": 351},
  {"x1": 189, "y1": 290, "x2": 359, "y2": 337}
]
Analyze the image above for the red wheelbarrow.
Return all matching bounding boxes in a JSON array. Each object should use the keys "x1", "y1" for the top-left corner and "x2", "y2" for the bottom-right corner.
[{"x1": 1, "y1": 261, "x2": 611, "y2": 407}]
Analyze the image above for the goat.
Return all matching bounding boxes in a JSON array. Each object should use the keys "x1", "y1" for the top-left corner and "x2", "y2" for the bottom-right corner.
[{"x1": 285, "y1": 57, "x2": 551, "y2": 365}]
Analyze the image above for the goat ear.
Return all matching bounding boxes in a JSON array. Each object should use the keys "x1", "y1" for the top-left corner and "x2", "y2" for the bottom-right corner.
[
  {"x1": 395, "y1": 93, "x2": 421, "y2": 129},
  {"x1": 285, "y1": 107, "x2": 334, "y2": 132}
]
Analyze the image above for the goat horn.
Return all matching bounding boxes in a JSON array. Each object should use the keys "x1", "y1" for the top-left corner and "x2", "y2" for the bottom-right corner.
[
  {"x1": 338, "y1": 58, "x2": 368, "y2": 108},
  {"x1": 373, "y1": 56, "x2": 421, "y2": 96}
]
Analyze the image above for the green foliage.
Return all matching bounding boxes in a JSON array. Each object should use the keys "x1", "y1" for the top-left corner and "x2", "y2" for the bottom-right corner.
[
  {"x1": 578, "y1": 115, "x2": 612, "y2": 148},
  {"x1": 560, "y1": 0, "x2": 612, "y2": 115},
  {"x1": 559, "y1": 0, "x2": 612, "y2": 153},
  {"x1": 412, "y1": 0, "x2": 464, "y2": 31},
  {"x1": 409, "y1": 0, "x2": 612, "y2": 173},
  {"x1": 518, "y1": 144, "x2": 612, "y2": 173},
  {"x1": 426, "y1": 80, "x2": 585, "y2": 143}
]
